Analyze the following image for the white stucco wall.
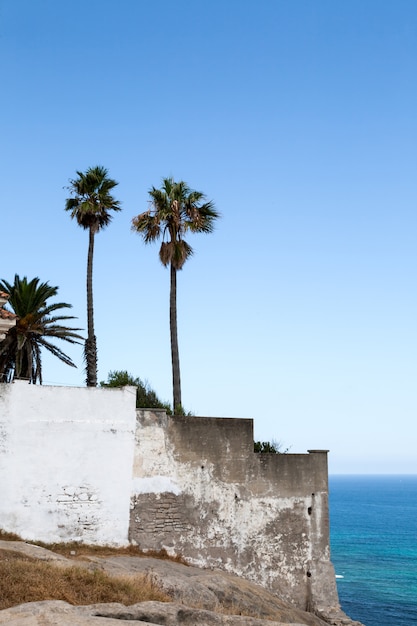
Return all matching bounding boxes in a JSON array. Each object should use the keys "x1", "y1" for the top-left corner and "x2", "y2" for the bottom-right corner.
[{"x1": 0, "y1": 381, "x2": 137, "y2": 545}]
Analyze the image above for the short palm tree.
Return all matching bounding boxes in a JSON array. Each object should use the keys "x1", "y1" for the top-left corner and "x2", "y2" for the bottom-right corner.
[
  {"x1": 132, "y1": 177, "x2": 219, "y2": 412},
  {"x1": 0, "y1": 275, "x2": 83, "y2": 384},
  {"x1": 65, "y1": 165, "x2": 121, "y2": 387}
]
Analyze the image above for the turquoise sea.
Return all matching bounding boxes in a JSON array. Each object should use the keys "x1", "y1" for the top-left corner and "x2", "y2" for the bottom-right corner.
[{"x1": 329, "y1": 475, "x2": 417, "y2": 626}]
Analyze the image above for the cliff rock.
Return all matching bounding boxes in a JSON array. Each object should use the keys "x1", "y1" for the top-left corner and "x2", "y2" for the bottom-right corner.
[{"x1": 0, "y1": 541, "x2": 364, "y2": 626}]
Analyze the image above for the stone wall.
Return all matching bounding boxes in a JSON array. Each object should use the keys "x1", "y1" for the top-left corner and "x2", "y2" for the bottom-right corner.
[
  {"x1": 130, "y1": 409, "x2": 340, "y2": 613},
  {"x1": 0, "y1": 382, "x2": 340, "y2": 615}
]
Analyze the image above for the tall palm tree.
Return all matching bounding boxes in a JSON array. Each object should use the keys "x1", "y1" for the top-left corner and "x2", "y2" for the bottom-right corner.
[
  {"x1": 132, "y1": 177, "x2": 219, "y2": 412},
  {"x1": 65, "y1": 165, "x2": 121, "y2": 387},
  {"x1": 0, "y1": 275, "x2": 83, "y2": 384}
]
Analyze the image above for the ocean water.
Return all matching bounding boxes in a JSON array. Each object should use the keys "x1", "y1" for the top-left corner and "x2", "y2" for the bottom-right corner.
[{"x1": 329, "y1": 475, "x2": 417, "y2": 626}]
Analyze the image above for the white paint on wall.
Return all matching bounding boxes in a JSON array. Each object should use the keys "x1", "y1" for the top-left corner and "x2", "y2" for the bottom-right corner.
[
  {"x1": 133, "y1": 418, "x2": 176, "y2": 478},
  {"x1": 132, "y1": 476, "x2": 181, "y2": 495},
  {"x1": 0, "y1": 381, "x2": 137, "y2": 546}
]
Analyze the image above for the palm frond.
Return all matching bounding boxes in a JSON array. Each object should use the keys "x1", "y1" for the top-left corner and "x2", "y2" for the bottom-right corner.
[
  {"x1": 131, "y1": 211, "x2": 161, "y2": 243},
  {"x1": 172, "y1": 240, "x2": 194, "y2": 270},
  {"x1": 132, "y1": 177, "x2": 219, "y2": 269},
  {"x1": 42, "y1": 325, "x2": 84, "y2": 343},
  {"x1": 65, "y1": 166, "x2": 121, "y2": 232},
  {"x1": 159, "y1": 241, "x2": 173, "y2": 267},
  {"x1": 37, "y1": 338, "x2": 77, "y2": 368},
  {"x1": 0, "y1": 275, "x2": 83, "y2": 384}
]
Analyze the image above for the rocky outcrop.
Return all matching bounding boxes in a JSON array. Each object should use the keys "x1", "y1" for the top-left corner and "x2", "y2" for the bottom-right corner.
[
  {"x1": 0, "y1": 541, "x2": 364, "y2": 626},
  {"x1": 0, "y1": 600, "x2": 336, "y2": 625}
]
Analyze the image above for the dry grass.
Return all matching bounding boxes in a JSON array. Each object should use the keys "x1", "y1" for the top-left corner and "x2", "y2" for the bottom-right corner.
[
  {"x1": 36, "y1": 542, "x2": 187, "y2": 564},
  {"x1": 0, "y1": 529, "x2": 186, "y2": 563},
  {"x1": 0, "y1": 549, "x2": 170, "y2": 611},
  {"x1": 0, "y1": 531, "x2": 284, "y2": 621},
  {"x1": 0, "y1": 530, "x2": 22, "y2": 542}
]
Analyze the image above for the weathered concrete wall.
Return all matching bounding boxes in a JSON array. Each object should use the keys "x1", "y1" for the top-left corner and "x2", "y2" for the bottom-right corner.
[
  {"x1": 0, "y1": 381, "x2": 137, "y2": 545},
  {"x1": 130, "y1": 410, "x2": 339, "y2": 613}
]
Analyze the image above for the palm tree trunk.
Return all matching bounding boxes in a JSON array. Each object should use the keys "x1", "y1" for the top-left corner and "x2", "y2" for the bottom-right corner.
[
  {"x1": 170, "y1": 263, "x2": 182, "y2": 412},
  {"x1": 85, "y1": 227, "x2": 97, "y2": 387}
]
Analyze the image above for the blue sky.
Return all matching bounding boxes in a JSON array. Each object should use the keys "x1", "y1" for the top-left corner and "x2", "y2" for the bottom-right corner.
[{"x1": 1, "y1": 0, "x2": 416, "y2": 473}]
